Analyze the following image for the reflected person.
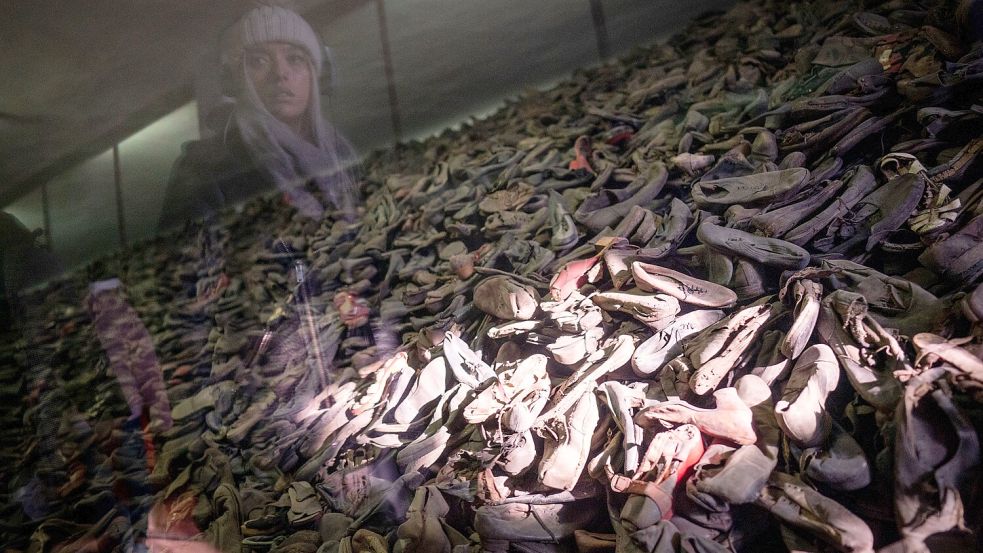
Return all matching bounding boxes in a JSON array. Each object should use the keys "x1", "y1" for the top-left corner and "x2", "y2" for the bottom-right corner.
[{"x1": 159, "y1": 5, "x2": 359, "y2": 229}]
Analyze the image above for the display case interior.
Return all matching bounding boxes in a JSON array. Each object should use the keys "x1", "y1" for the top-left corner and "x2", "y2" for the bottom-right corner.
[{"x1": 2, "y1": 1, "x2": 983, "y2": 552}]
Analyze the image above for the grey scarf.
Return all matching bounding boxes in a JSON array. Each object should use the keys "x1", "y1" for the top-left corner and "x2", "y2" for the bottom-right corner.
[{"x1": 234, "y1": 58, "x2": 359, "y2": 222}]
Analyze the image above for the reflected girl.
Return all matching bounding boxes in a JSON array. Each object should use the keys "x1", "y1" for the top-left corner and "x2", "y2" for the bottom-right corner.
[{"x1": 159, "y1": 5, "x2": 359, "y2": 229}]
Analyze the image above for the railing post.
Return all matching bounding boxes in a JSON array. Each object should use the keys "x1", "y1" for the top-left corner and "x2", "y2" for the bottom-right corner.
[{"x1": 589, "y1": 0, "x2": 610, "y2": 61}]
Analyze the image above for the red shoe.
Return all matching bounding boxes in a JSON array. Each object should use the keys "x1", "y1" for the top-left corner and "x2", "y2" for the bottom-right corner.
[
  {"x1": 569, "y1": 136, "x2": 596, "y2": 173},
  {"x1": 549, "y1": 238, "x2": 619, "y2": 300},
  {"x1": 334, "y1": 290, "x2": 370, "y2": 328}
]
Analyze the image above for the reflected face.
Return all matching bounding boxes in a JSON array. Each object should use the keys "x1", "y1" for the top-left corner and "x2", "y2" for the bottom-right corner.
[{"x1": 244, "y1": 42, "x2": 313, "y2": 131}]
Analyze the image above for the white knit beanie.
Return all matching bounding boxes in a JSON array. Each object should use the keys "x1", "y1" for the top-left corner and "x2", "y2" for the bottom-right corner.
[{"x1": 233, "y1": 5, "x2": 323, "y2": 74}]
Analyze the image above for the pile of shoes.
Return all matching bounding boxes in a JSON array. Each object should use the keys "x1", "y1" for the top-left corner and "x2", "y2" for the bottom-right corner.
[{"x1": 3, "y1": 0, "x2": 983, "y2": 551}]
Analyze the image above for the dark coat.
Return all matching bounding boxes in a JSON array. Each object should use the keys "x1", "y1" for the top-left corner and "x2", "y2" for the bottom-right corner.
[
  {"x1": 158, "y1": 122, "x2": 272, "y2": 231},
  {"x1": 1, "y1": 211, "x2": 60, "y2": 322}
]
